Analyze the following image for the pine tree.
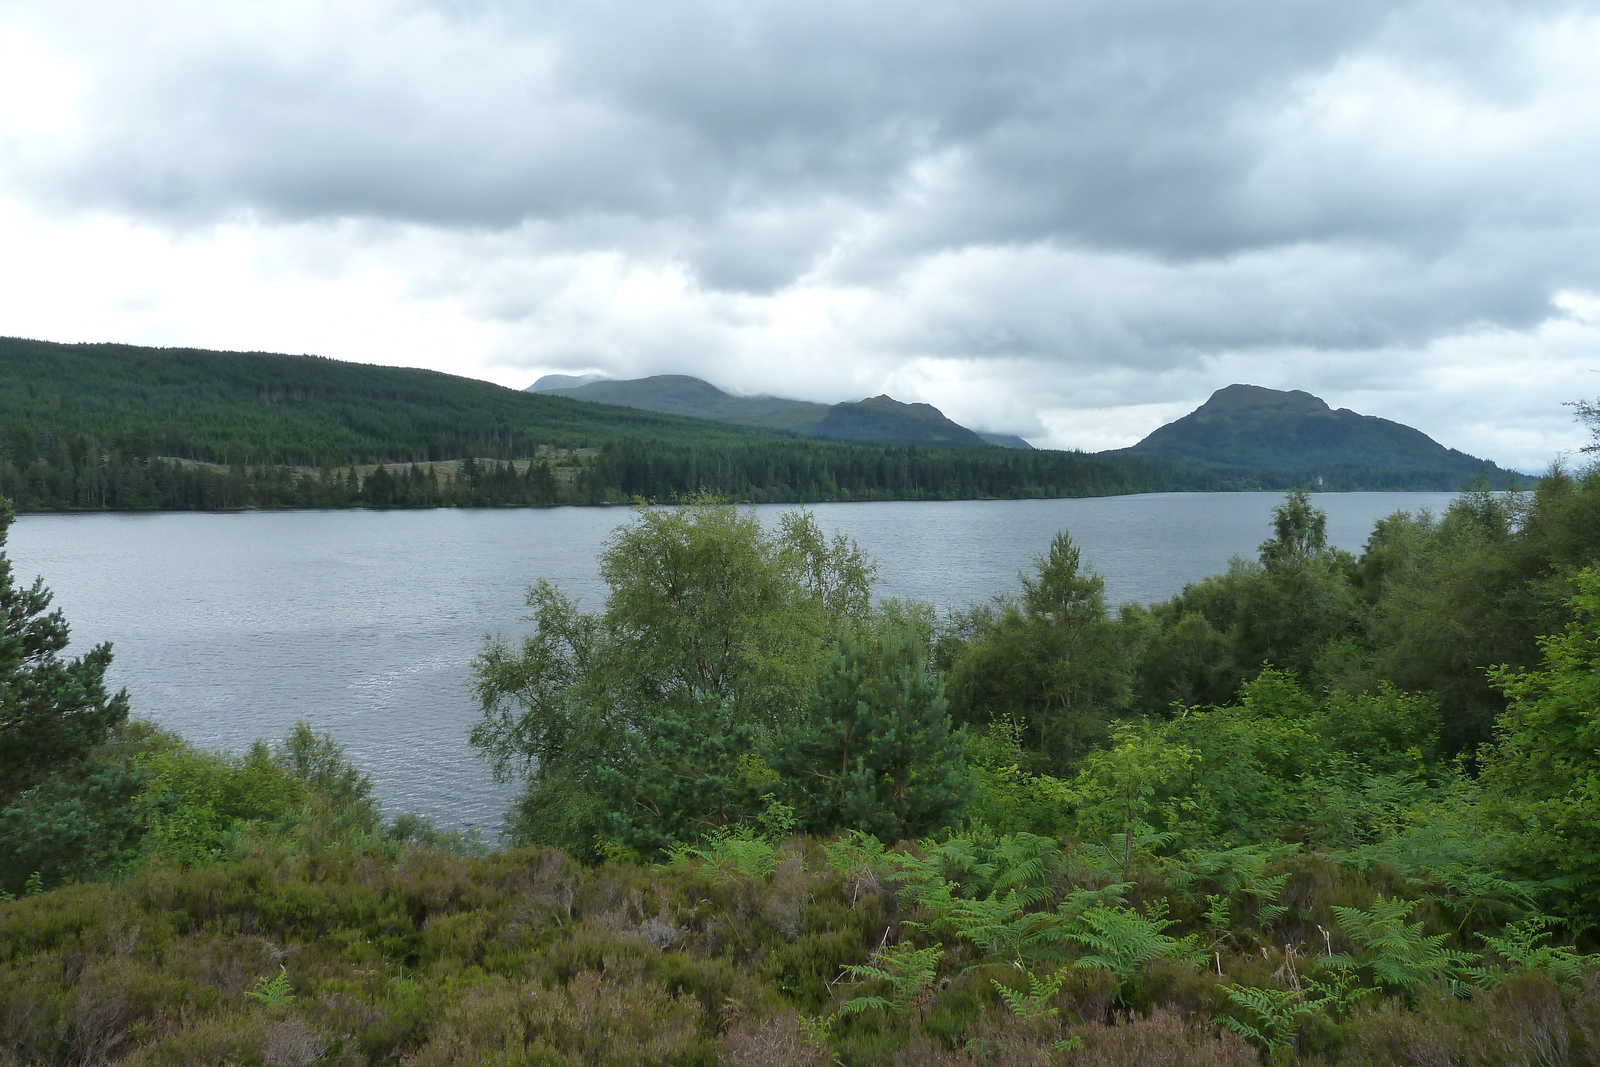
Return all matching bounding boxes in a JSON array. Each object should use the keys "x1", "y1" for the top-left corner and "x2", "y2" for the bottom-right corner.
[
  {"x1": 773, "y1": 623, "x2": 970, "y2": 840},
  {"x1": 0, "y1": 502, "x2": 129, "y2": 800},
  {"x1": 946, "y1": 531, "x2": 1133, "y2": 772}
]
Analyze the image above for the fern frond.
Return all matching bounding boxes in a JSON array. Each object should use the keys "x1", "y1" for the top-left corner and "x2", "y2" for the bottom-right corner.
[
  {"x1": 838, "y1": 995, "x2": 893, "y2": 1016},
  {"x1": 1331, "y1": 895, "x2": 1480, "y2": 996}
]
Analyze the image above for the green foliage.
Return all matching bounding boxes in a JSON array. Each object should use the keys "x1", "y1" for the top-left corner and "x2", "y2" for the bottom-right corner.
[
  {"x1": 946, "y1": 532, "x2": 1136, "y2": 773},
  {"x1": 838, "y1": 942, "x2": 944, "y2": 1018},
  {"x1": 1481, "y1": 567, "x2": 1600, "y2": 909},
  {"x1": 772, "y1": 621, "x2": 971, "y2": 841},
  {"x1": 0, "y1": 500, "x2": 129, "y2": 802},
  {"x1": 6, "y1": 433, "x2": 1600, "y2": 1063},
  {"x1": 0, "y1": 336, "x2": 1196, "y2": 513},
  {"x1": 1221, "y1": 970, "x2": 1377, "y2": 1057},
  {"x1": 0, "y1": 742, "x2": 149, "y2": 892},
  {"x1": 1060, "y1": 720, "x2": 1198, "y2": 874},
  {"x1": 1326, "y1": 896, "x2": 1480, "y2": 998},
  {"x1": 917, "y1": 883, "x2": 1062, "y2": 970},
  {"x1": 270, "y1": 721, "x2": 380, "y2": 825},
  {"x1": 2, "y1": 716, "x2": 394, "y2": 894},
  {"x1": 1065, "y1": 902, "x2": 1201, "y2": 1002},
  {"x1": 472, "y1": 504, "x2": 878, "y2": 858},
  {"x1": 1260, "y1": 488, "x2": 1330, "y2": 568},
  {"x1": 133, "y1": 739, "x2": 308, "y2": 865},
  {"x1": 1475, "y1": 915, "x2": 1600, "y2": 989},
  {"x1": 1131, "y1": 491, "x2": 1363, "y2": 713},
  {"x1": 1301, "y1": 965, "x2": 1377, "y2": 1020},
  {"x1": 960, "y1": 719, "x2": 1074, "y2": 836},
  {"x1": 991, "y1": 968, "x2": 1067, "y2": 1019},
  {"x1": 244, "y1": 966, "x2": 296, "y2": 1006},
  {"x1": 1358, "y1": 472, "x2": 1600, "y2": 752},
  {"x1": 667, "y1": 827, "x2": 781, "y2": 881},
  {"x1": 1221, "y1": 984, "x2": 1320, "y2": 1055},
  {"x1": 1170, "y1": 844, "x2": 1294, "y2": 931},
  {"x1": 1059, "y1": 669, "x2": 1457, "y2": 861},
  {"x1": 822, "y1": 828, "x2": 892, "y2": 878}
]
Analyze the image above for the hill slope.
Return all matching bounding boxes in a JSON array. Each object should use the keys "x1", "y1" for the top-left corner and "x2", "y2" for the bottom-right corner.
[
  {"x1": 531, "y1": 373, "x2": 1030, "y2": 448},
  {"x1": 1118, "y1": 384, "x2": 1519, "y2": 489},
  {"x1": 532, "y1": 374, "x2": 828, "y2": 432},
  {"x1": 0, "y1": 337, "x2": 775, "y2": 467},
  {"x1": 0, "y1": 337, "x2": 1167, "y2": 511}
]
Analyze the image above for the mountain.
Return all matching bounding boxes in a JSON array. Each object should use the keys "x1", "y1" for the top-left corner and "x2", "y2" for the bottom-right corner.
[
  {"x1": 530, "y1": 374, "x2": 827, "y2": 430},
  {"x1": 977, "y1": 432, "x2": 1035, "y2": 449},
  {"x1": 0, "y1": 337, "x2": 780, "y2": 468},
  {"x1": 529, "y1": 373, "x2": 1033, "y2": 448},
  {"x1": 3, "y1": 336, "x2": 1518, "y2": 515},
  {"x1": 1117, "y1": 384, "x2": 1520, "y2": 489},
  {"x1": 0, "y1": 336, "x2": 1165, "y2": 512},
  {"x1": 530, "y1": 372, "x2": 607, "y2": 390},
  {"x1": 810, "y1": 395, "x2": 990, "y2": 447}
]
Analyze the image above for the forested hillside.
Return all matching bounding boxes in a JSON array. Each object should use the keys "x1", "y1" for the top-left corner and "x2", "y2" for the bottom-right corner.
[
  {"x1": 0, "y1": 338, "x2": 1520, "y2": 512},
  {"x1": 3, "y1": 402, "x2": 1599, "y2": 1065},
  {"x1": 1118, "y1": 385, "x2": 1520, "y2": 490},
  {"x1": 0, "y1": 337, "x2": 1168, "y2": 510},
  {"x1": 534, "y1": 373, "x2": 998, "y2": 447}
]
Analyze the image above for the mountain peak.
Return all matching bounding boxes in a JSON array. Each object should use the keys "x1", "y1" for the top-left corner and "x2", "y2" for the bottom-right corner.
[
  {"x1": 530, "y1": 372, "x2": 609, "y2": 391},
  {"x1": 1196, "y1": 384, "x2": 1333, "y2": 418},
  {"x1": 525, "y1": 374, "x2": 1009, "y2": 448},
  {"x1": 853, "y1": 395, "x2": 950, "y2": 423},
  {"x1": 1124, "y1": 383, "x2": 1517, "y2": 487}
]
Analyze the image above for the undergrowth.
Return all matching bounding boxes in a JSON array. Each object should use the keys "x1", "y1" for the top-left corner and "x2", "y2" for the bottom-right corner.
[{"x1": 4, "y1": 832, "x2": 1600, "y2": 1066}]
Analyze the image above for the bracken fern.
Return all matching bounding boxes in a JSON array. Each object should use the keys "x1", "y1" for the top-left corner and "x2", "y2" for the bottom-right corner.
[
  {"x1": 1064, "y1": 901, "x2": 1201, "y2": 1002},
  {"x1": 1327, "y1": 895, "x2": 1478, "y2": 998},
  {"x1": 838, "y1": 942, "x2": 944, "y2": 1018}
]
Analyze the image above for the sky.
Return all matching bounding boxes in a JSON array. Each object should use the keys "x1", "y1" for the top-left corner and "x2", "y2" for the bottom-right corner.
[{"x1": 1, "y1": 0, "x2": 1597, "y2": 470}]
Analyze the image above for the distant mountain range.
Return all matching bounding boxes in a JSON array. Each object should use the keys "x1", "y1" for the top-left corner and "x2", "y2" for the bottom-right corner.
[
  {"x1": 1111, "y1": 383, "x2": 1521, "y2": 488},
  {"x1": 527, "y1": 374, "x2": 1034, "y2": 449},
  {"x1": 534, "y1": 374, "x2": 1521, "y2": 490},
  {"x1": 0, "y1": 332, "x2": 1524, "y2": 516}
]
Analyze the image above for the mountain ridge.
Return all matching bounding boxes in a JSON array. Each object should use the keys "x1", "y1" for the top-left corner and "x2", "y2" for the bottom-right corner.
[
  {"x1": 0, "y1": 335, "x2": 1172, "y2": 512},
  {"x1": 528, "y1": 373, "x2": 1035, "y2": 449},
  {"x1": 1113, "y1": 383, "x2": 1521, "y2": 487},
  {"x1": 0, "y1": 334, "x2": 1525, "y2": 513}
]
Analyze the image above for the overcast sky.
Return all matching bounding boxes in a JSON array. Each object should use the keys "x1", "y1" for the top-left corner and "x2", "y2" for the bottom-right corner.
[{"x1": 2, "y1": 0, "x2": 1597, "y2": 469}]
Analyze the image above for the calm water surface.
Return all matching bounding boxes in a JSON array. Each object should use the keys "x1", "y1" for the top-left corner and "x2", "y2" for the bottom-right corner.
[{"x1": 10, "y1": 493, "x2": 1459, "y2": 831}]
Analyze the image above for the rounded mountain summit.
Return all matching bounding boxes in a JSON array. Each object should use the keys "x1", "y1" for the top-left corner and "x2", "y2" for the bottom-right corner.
[{"x1": 1112, "y1": 384, "x2": 1521, "y2": 488}]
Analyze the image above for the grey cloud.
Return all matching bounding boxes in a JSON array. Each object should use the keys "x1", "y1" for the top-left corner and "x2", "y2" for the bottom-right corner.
[
  {"x1": 5, "y1": 0, "x2": 1600, "y2": 471},
  {"x1": 24, "y1": 0, "x2": 1575, "y2": 248}
]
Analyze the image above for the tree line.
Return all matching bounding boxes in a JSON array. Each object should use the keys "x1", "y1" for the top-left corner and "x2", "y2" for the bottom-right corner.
[
  {"x1": 3, "y1": 335, "x2": 1505, "y2": 513},
  {"x1": 0, "y1": 436, "x2": 1190, "y2": 512}
]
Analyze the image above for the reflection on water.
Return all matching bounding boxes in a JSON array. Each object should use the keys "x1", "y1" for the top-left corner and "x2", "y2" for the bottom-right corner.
[{"x1": 11, "y1": 492, "x2": 1459, "y2": 831}]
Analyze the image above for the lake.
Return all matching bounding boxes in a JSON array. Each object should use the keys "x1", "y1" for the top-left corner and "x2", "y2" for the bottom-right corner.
[{"x1": 10, "y1": 492, "x2": 1460, "y2": 832}]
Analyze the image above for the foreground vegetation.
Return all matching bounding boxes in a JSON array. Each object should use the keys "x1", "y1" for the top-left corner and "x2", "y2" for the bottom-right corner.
[{"x1": 2, "y1": 403, "x2": 1598, "y2": 1065}]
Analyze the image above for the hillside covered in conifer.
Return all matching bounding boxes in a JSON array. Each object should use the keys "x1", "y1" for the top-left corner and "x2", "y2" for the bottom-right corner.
[
  {"x1": 529, "y1": 373, "x2": 1031, "y2": 448},
  {"x1": 0, "y1": 338, "x2": 1525, "y2": 511},
  {"x1": 1116, "y1": 384, "x2": 1520, "y2": 489}
]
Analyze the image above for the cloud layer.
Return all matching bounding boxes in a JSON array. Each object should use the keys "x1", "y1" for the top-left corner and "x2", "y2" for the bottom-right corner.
[{"x1": 2, "y1": 0, "x2": 1598, "y2": 468}]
